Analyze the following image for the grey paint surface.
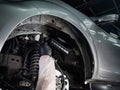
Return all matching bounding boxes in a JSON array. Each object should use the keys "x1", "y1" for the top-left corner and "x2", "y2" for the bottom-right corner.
[{"x1": 0, "y1": 0, "x2": 120, "y2": 83}]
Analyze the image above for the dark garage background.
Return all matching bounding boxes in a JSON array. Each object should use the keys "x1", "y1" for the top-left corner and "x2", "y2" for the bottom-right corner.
[
  {"x1": 62, "y1": 0, "x2": 120, "y2": 38},
  {"x1": 63, "y1": 0, "x2": 120, "y2": 17}
]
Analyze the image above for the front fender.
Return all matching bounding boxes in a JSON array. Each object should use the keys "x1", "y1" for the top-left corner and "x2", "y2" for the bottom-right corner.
[{"x1": 0, "y1": 0, "x2": 98, "y2": 82}]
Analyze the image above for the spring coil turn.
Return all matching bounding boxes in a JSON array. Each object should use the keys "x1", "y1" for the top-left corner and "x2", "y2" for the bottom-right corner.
[{"x1": 30, "y1": 42, "x2": 40, "y2": 80}]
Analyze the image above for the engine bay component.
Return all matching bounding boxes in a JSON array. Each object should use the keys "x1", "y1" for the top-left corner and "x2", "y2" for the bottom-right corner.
[
  {"x1": 50, "y1": 39, "x2": 70, "y2": 55},
  {"x1": 0, "y1": 54, "x2": 22, "y2": 77},
  {"x1": 0, "y1": 34, "x2": 72, "y2": 90},
  {"x1": 19, "y1": 80, "x2": 31, "y2": 87}
]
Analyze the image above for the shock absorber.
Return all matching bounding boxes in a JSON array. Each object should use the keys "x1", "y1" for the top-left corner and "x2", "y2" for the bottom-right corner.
[
  {"x1": 30, "y1": 43, "x2": 40, "y2": 80},
  {"x1": 30, "y1": 34, "x2": 51, "y2": 88},
  {"x1": 30, "y1": 34, "x2": 41, "y2": 81}
]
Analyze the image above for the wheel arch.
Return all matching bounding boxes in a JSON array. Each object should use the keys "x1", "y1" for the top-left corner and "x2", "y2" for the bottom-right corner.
[{"x1": 0, "y1": 0, "x2": 98, "y2": 81}]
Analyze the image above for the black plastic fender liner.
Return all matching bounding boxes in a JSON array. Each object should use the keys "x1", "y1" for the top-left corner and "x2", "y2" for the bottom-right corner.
[
  {"x1": 88, "y1": 79, "x2": 120, "y2": 90},
  {"x1": 91, "y1": 83, "x2": 120, "y2": 90}
]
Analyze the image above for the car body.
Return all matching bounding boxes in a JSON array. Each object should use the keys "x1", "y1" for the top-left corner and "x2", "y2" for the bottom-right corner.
[{"x1": 0, "y1": 0, "x2": 120, "y2": 90}]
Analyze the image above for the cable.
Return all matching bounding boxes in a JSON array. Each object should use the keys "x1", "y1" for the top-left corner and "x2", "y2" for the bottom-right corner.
[
  {"x1": 83, "y1": 0, "x2": 96, "y2": 16},
  {"x1": 113, "y1": 0, "x2": 120, "y2": 15}
]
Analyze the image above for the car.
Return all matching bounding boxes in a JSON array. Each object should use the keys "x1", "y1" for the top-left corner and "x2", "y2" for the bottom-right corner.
[{"x1": 0, "y1": 0, "x2": 120, "y2": 90}]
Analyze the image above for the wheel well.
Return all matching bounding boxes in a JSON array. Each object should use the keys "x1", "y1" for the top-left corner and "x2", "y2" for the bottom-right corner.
[
  {"x1": 0, "y1": 15, "x2": 94, "y2": 90},
  {"x1": 69, "y1": 24, "x2": 94, "y2": 80}
]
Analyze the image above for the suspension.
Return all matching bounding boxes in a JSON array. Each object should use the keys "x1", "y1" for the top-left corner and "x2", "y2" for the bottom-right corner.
[
  {"x1": 30, "y1": 42, "x2": 40, "y2": 81},
  {"x1": 30, "y1": 34, "x2": 41, "y2": 82}
]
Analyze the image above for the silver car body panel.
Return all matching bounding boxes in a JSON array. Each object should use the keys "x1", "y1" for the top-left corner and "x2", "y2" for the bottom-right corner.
[{"x1": 0, "y1": 0, "x2": 120, "y2": 83}]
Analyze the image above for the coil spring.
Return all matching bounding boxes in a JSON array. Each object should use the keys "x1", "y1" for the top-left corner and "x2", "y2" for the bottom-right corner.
[{"x1": 30, "y1": 42, "x2": 40, "y2": 80}]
